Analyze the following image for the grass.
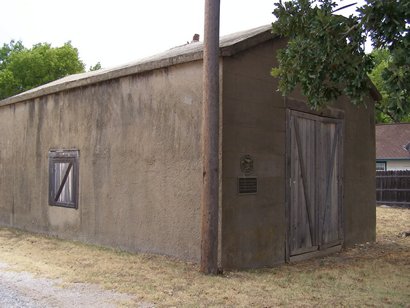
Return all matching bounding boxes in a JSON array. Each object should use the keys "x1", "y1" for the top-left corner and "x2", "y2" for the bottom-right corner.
[{"x1": 0, "y1": 207, "x2": 409, "y2": 307}]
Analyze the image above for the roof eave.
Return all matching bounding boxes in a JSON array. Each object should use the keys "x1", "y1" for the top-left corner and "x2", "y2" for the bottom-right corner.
[
  {"x1": 220, "y1": 30, "x2": 277, "y2": 56},
  {"x1": 369, "y1": 80, "x2": 382, "y2": 101},
  {"x1": 0, "y1": 51, "x2": 205, "y2": 108},
  {"x1": 0, "y1": 26, "x2": 276, "y2": 108}
]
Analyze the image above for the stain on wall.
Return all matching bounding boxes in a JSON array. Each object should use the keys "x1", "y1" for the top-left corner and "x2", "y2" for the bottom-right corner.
[{"x1": 0, "y1": 62, "x2": 203, "y2": 262}]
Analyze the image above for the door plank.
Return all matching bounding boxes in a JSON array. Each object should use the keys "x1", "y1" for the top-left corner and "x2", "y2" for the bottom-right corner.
[
  {"x1": 321, "y1": 124, "x2": 339, "y2": 237},
  {"x1": 287, "y1": 109, "x2": 343, "y2": 259},
  {"x1": 319, "y1": 121, "x2": 342, "y2": 245},
  {"x1": 293, "y1": 118, "x2": 315, "y2": 246}
]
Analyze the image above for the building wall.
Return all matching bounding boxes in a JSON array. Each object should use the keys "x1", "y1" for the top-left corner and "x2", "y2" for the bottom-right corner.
[
  {"x1": 0, "y1": 104, "x2": 16, "y2": 226},
  {"x1": 221, "y1": 39, "x2": 376, "y2": 269},
  {"x1": 386, "y1": 160, "x2": 410, "y2": 171},
  {"x1": 221, "y1": 40, "x2": 287, "y2": 269},
  {"x1": 335, "y1": 96, "x2": 376, "y2": 246},
  {"x1": 0, "y1": 62, "x2": 203, "y2": 261},
  {"x1": 0, "y1": 37, "x2": 377, "y2": 269},
  {"x1": 281, "y1": 70, "x2": 376, "y2": 248}
]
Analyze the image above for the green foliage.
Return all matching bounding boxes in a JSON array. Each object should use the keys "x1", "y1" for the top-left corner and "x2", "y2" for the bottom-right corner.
[
  {"x1": 369, "y1": 48, "x2": 410, "y2": 123},
  {"x1": 369, "y1": 49, "x2": 392, "y2": 122},
  {"x1": 0, "y1": 40, "x2": 24, "y2": 70},
  {"x1": 272, "y1": 0, "x2": 410, "y2": 122},
  {"x1": 360, "y1": 0, "x2": 410, "y2": 123},
  {"x1": 89, "y1": 62, "x2": 102, "y2": 71},
  {"x1": 0, "y1": 41, "x2": 85, "y2": 100}
]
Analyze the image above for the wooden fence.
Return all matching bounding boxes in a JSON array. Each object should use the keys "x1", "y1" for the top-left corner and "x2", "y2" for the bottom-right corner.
[{"x1": 376, "y1": 170, "x2": 410, "y2": 207}]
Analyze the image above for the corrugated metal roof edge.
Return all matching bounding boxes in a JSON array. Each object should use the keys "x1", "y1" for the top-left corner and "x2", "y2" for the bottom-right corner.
[{"x1": 0, "y1": 25, "x2": 275, "y2": 107}]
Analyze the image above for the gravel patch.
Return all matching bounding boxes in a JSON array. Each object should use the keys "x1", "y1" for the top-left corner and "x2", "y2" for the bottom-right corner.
[{"x1": 0, "y1": 262, "x2": 136, "y2": 307}]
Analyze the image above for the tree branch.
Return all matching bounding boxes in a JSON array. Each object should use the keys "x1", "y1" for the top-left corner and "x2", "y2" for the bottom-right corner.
[{"x1": 332, "y1": 2, "x2": 357, "y2": 13}]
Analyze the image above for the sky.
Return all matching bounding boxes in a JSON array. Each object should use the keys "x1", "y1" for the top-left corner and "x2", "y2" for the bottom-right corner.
[{"x1": 0, "y1": 0, "x2": 366, "y2": 69}]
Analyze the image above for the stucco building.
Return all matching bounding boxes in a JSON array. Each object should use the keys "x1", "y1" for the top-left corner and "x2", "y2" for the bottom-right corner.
[{"x1": 0, "y1": 25, "x2": 377, "y2": 269}]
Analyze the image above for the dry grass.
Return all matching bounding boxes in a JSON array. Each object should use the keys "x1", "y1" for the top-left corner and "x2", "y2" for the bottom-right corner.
[{"x1": 0, "y1": 207, "x2": 409, "y2": 307}]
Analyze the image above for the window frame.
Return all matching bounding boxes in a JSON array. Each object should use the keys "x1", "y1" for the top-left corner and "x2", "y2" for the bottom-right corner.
[
  {"x1": 48, "y1": 149, "x2": 79, "y2": 209},
  {"x1": 376, "y1": 161, "x2": 387, "y2": 171}
]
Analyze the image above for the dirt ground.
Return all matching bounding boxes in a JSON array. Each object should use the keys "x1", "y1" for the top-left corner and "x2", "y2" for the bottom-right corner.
[
  {"x1": 0, "y1": 206, "x2": 408, "y2": 307},
  {"x1": 0, "y1": 261, "x2": 134, "y2": 307}
]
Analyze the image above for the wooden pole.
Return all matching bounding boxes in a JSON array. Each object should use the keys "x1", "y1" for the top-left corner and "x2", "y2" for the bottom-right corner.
[{"x1": 201, "y1": 0, "x2": 220, "y2": 274}]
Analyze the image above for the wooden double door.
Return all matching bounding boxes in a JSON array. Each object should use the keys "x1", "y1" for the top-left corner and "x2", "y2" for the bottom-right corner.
[{"x1": 287, "y1": 110, "x2": 343, "y2": 260}]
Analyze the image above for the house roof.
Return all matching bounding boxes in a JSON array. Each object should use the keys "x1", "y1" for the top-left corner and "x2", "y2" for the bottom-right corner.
[
  {"x1": 0, "y1": 25, "x2": 274, "y2": 107},
  {"x1": 376, "y1": 123, "x2": 410, "y2": 159}
]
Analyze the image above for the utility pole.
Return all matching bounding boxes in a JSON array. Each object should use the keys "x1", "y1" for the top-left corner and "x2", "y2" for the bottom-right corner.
[{"x1": 200, "y1": 0, "x2": 220, "y2": 275}]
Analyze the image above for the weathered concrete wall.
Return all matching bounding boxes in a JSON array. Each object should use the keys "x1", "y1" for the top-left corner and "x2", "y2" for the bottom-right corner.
[
  {"x1": 221, "y1": 40, "x2": 287, "y2": 269},
  {"x1": 0, "y1": 34, "x2": 376, "y2": 269},
  {"x1": 221, "y1": 38, "x2": 376, "y2": 268},
  {"x1": 0, "y1": 62, "x2": 203, "y2": 261},
  {"x1": 339, "y1": 97, "x2": 376, "y2": 246},
  {"x1": 0, "y1": 105, "x2": 16, "y2": 226}
]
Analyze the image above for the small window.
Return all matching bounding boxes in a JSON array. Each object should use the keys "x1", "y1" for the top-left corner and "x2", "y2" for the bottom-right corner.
[
  {"x1": 376, "y1": 161, "x2": 386, "y2": 171},
  {"x1": 49, "y1": 149, "x2": 79, "y2": 209}
]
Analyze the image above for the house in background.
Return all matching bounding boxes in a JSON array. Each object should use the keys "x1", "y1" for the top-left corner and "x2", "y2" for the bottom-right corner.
[
  {"x1": 376, "y1": 123, "x2": 410, "y2": 171},
  {"x1": 0, "y1": 25, "x2": 378, "y2": 269}
]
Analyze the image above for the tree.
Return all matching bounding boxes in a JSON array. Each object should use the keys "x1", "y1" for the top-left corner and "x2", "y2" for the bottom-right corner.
[
  {"x1": 369, "y1": 48, "x2": 393, "y2": 122},
  {"x1": 271, "y1": 0, "x2": 410, "y2": 122},
  {"x1": 0, "y1": 40, "x2": 24, "y2": 70},
  {"x1": 0, "y1": 41, "x2": 86, "y2": 100},
  {"x1": 369, "y1": 48, "x2": 410, "y2": 123},
  {"x1": 89, "y1": 62, "x2": 102, "y2": 71}
]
